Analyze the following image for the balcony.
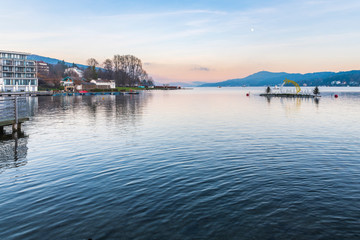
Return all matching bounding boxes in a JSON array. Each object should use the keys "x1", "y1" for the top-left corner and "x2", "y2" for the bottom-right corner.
[
  {"x1": 26, "y1": 68, "x2": 36, "y2": 73},
  {"x1": 3, "y1": 61, "x2": 14, "y2": 66},
  {"x1": 15, "y1": 69, "x2": 26, "y2": 73},
  {"x1": 15, "y1": 62, "x2": 25, "y2": 67},
  {"x1": 3, "y1": 73, "x2": 14, "y2": 77}
]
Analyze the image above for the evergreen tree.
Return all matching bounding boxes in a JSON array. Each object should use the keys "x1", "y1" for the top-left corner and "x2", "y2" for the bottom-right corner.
[
  {"x1": 266, "y1": 86, "x2": 271, "y2": 94},
  {"x1": 313, "y1": 86, "x2": 320, "y2": 95}
]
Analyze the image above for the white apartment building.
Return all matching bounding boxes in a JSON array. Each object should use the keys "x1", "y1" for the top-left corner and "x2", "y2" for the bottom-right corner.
[{"x1": 0, "y1": 50, "x2": 38, "y2": 92}]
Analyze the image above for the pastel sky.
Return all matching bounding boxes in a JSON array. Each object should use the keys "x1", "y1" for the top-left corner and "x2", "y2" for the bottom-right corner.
[{"x1": 1, "y1": 0, "x2": 360, "y2": 83}]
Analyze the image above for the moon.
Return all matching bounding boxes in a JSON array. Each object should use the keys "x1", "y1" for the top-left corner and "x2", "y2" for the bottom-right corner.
[{"x1": 251, "y1": 28, "x2": 255, "y2": 32}]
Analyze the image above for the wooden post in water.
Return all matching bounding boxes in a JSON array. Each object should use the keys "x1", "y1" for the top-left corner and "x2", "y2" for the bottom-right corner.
[
  {"x1": 0, "y1": 126, "x2": 4, "y2": 135},
  {"x1": 12, "y1": 96, "x2": 21, "y2": 133}
]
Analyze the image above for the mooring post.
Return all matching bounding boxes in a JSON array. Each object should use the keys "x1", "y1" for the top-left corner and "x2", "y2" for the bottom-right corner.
[
  {"x1": 0, "y1": 126, "x2": 4, "y2": 135},
  {"x1": 12, "y1": 96, "x2": 19, "y2": 133}
]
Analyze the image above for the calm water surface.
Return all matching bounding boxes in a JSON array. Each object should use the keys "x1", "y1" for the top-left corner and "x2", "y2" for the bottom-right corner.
[{"x1": 0, "y1": 87, "x2": 359, "y2": 240}]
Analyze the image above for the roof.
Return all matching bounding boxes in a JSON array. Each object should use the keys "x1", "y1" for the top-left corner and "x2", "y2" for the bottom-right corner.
[
  {"x1": 82, "y1": 82, "x2": 96, "y2": 85},
  {"x1": 61, "y1": 76, "x2": 74, "y2": 81},
  {"x1": 0, "y1": 50, "x2": 31, "y2": 55},
  {"x1": 91, "y1": 79, "x2": 114, "y2": 83}
]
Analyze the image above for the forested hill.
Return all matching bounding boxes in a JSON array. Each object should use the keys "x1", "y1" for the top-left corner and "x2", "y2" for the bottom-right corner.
[
  {"x1": 200, "y1": 70, "x2": 360, "y2": 87},
  {"x1": 28, "y1": 55, "x2": 89, "y2": 69}
]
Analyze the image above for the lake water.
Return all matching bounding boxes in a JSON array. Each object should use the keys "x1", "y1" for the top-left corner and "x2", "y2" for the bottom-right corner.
[{"x1": 0, "y1": 87, "x2": 359, "y2": 240}]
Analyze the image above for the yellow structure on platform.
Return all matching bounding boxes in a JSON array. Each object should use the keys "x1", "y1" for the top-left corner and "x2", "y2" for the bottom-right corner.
[{"x1": 284, "y1": 79, "x2": 301, "y2": 94}]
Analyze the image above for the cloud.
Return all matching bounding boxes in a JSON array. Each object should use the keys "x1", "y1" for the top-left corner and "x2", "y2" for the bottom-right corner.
[{"x1": 191, "y1": 66, "x2": 210, "y2": 71}]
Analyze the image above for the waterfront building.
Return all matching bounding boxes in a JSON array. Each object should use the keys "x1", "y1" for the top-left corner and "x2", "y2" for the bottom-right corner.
[
  {"x1": 0, "y1": 50, "x2": 38, "y2": 92},
  {"x1": 60, "y1": 76, "x2": 76, "y2": 92},
  {"x1": 90, "y1": 79, "x2": 116, "y2": 89},
  {"x1": 77, "y1": 82, "x2": 96, "y2": 91},
  {"x1": 36, "y1": 61, "x2": 50, "y2": 74},
  {"x1": 64, "y1": 67, "x2": 84, "y2": 78}
]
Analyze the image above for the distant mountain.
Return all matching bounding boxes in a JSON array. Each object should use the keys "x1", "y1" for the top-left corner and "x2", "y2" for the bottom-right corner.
[
  {"x1": 200, "y1": 70, "x2": 360, "y2": 87},
  {"x1": 27, "y1": 55, "x2": 89, "y2": 69},
  {"x1": 164, "y1": 81, "x2": 209, "y2": 87}
]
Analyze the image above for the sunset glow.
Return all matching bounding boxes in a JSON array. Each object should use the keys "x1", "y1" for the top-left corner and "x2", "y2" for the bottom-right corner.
[{"x1": 1, "y1": 0, "x2": 360, "y2": 83}]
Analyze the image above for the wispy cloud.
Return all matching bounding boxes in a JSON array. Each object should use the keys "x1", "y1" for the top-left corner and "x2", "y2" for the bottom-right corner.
[
  {"x1": 93, "y1": 9, "x2": 227, "y2": 20},
  {"x1": 191, "y1": 66, "x2": 211, "y2": 71}
]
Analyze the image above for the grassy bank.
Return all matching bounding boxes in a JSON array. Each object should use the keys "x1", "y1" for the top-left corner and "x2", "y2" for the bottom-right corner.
[{"x1": 117, "y1": 87, "x2": 146, "y2": 92}]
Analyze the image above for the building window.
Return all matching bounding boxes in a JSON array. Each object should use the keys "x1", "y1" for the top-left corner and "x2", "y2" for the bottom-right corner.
[
  {"x1": 15, "y1": 67, "x2": 25, "y2": 72},
  {"x1": 15, "y1": 61, "x2": 24, "y2": 66},
  {"x1": 26, "y1": 73, "x2": 34, "y2": 78},
  {"x1": 3, "y1": 73, "x2": 13, "y2": 77},
  {"x1": 3, "y1": 66, "x2": 12, "y2": 71}
]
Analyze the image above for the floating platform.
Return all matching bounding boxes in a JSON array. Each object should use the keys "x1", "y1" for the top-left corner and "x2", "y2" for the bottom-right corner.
[
  {"x1": 52, "y1": 91, "x2": 140, "y2": 96},
  {"x1": 260, "y1": 93, "x2": 318, "y2": 98}
]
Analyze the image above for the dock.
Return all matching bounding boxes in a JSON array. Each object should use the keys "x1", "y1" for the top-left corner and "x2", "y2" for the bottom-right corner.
[
  {"x1": 0, "y1": 97, "x2": 29, "y2": 135},
  {"x1": 260, "y1": 93, "x2": 317, "y2": 98},
  {"x1": 52, "y1": 91, "x2": 140, "y2": 96},
  {"x1": 0, "y1": 91, "x2": 53, "y2": 97}
]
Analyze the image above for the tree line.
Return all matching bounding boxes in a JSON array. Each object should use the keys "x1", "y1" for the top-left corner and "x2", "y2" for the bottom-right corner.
[
  {"x1": 38, "y1": 55, "x2": 154, "y2": 88},
  {"x1": 83, "y1": 55, "x2": 154, "y2": 87}
]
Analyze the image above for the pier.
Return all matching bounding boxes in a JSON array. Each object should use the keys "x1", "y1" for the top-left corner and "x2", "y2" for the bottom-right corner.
[
  {"x1": 0, "y1": 91, "x2": 53, "y2": 97},
  {"x1": 0, "y1": 97, "x2": 29, "y2": 135},
  {"x1": 260, "y1": 93, "x2": 316, "y2": 98},
  {"x1": 52, "y1": 91, "x2": 140, "y2": 96}
]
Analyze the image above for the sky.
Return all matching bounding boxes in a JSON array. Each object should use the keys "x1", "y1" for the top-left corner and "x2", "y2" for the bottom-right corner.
[{"x1": 1, "y1": 0, "x2": 360, "y2": 83}]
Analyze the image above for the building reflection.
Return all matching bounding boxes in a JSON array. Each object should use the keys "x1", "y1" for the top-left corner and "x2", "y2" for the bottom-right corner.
[{"x1": 0, "y1": 132, "x2": 28, "y2": 174}]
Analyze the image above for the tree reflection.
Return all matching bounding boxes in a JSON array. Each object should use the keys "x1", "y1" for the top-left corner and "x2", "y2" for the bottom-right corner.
[{"x1": 35, "y1": 94, "x2": 152, "y2": 126}]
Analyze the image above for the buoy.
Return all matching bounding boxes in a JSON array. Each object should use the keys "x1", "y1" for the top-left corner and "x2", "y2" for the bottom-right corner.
[
  {"x1": 334, "y1": 94, "x2": 338, "y2": 98},
  {"x1": 246, "y1": 93, "x2": 250, "y2": 97},
  {"x1": 102, "y1": 97, "x2": 104, "y2": 100}
]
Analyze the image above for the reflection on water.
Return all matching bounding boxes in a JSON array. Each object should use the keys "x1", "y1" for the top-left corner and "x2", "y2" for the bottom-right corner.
[
  {"x1": 0, "y1": 97, "x2": 37, "y2": 173},
  {"x1": 35, "y1": 94, "x2": 151, "y2": 124},
  {"x1": 0, "y1": 133, "x2": 28, "y2": 174},
  {"x1": 0, "y1": 89, "x2": 360, "y2": 240}
]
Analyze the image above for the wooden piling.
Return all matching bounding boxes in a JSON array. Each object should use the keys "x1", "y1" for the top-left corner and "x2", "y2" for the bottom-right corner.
[{"x1": 0, "y1": 97, "x2": 29, "y2": 135}]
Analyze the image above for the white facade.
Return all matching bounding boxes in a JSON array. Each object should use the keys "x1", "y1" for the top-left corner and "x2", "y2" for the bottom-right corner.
[
  {"x1": 90, "y1": 79, "x2": 116, "y2": 89},
  {"x1": 0, "y1": 50, "x2": 38, "y2": 92},
  {"x1": 64, "y1": 67, "x2": 84, "y2": 78}
]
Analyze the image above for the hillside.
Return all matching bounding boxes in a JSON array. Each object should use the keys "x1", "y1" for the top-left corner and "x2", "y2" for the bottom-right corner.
[
  {"x1": 28, "y1": 55, "x2": 89, "y2": 69},
  {"x1": 200, "y1": 70, "x2": 360, "y2": 87}
]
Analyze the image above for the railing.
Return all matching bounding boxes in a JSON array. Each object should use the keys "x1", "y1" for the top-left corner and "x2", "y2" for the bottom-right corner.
[
  {"x1": 0, "y1": 97, "x2": 29, "y2": 124},
  {"x1": 4, "y1": 62, "x2": 14, "y2": 66}
]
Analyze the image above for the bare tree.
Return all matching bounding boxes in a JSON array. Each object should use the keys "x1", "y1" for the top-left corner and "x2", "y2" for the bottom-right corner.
[
  {"x1": 102, "y1": 59, "x2": 113, "y2": 80},
  {"x1": 112, "y1": 54, "x2": 148, "y2": 86},
  {"x1": 86, "y1": 58, "x2": 99, "y2": 80},
  {"x1": 87, "y1": 58, "x2": 99, "y2": 67}
]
